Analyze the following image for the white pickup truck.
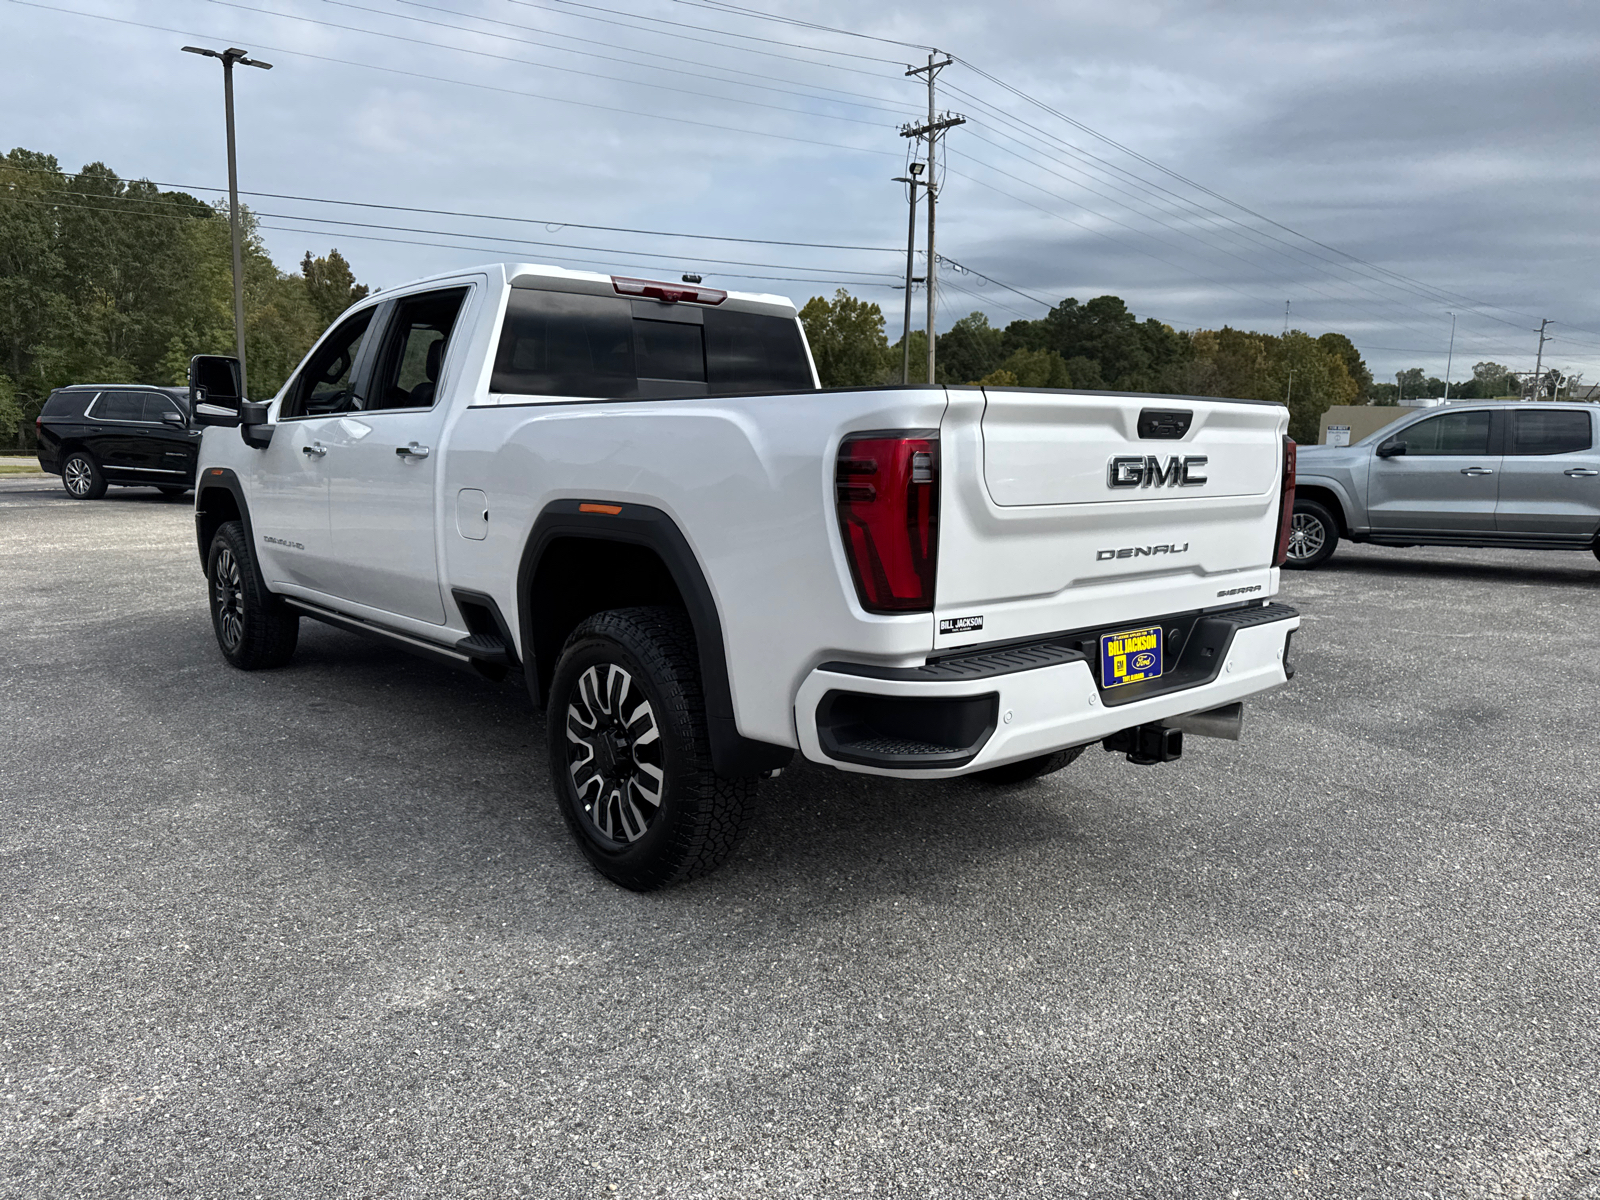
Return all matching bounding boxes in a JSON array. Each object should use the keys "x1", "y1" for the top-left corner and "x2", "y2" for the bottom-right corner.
[{"x1": 188, "y1": 262, "x2": 1300, "y2": 890}]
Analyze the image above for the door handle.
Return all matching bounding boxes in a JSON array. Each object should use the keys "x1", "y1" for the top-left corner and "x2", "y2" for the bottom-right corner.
[
  {"x1": 1564, "y1": 467, "x2": 1599, "y2": 477},
  {"x1": 302, "y1": 442, "x2": 327, "y2": 458},
  {"x1": 396, "y1": 442, "x2": 431, "y2": 460},
  {"x1": 1459, "y1": 466, "x2": 1493, "y2": 475}
]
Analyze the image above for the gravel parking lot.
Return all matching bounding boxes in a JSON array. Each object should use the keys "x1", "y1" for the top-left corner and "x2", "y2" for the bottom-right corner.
[{"x1": 3, "y1": 476, "x2": 1598, "y2": 1199}]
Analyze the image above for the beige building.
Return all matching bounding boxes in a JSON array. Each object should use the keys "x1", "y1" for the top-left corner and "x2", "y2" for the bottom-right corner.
[{"x1": 1317, "y1": 405, "x2": 1420, "y2": 446}]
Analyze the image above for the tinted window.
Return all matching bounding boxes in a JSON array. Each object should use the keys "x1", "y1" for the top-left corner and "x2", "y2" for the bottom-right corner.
[
  {"x1": 41, "y1": 390, "x2": 88, "y2": 419},
  {"x1": 1511, "y1": 409, "x2": 1591, "y2": 455},
  {"x1": 1399, "y1": 411, "x2": 1491, "y2": 455},
  {"x1": 492, "y1": 290, "x2": 635, "y2": 398},
  {"x1": 283, "y1": 309, "x2": 375, "y2": 418},
  {"x1": 636, "y1": 319, "x2": 706, "y2": 382},
  {"x1": 369, "y1": 288, "x2": 468, "y2": 411},
  {"x1": 705, "y1": 310, "x2": 814, "y2": 392},
  {"x1": 142, "y1": 394, "x2": 182, "y2": 423},
  {"x1": 93, "y1": 392, "x2": 145, "y2": 423}
]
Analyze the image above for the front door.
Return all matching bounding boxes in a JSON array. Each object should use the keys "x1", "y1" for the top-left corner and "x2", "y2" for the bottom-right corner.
[
  {"x1": 324, "y1": 285, "x2": 471, "y2": 624},
  {"x1": 251, "y1": 309, "x2": 377, "y2": 593},
  {"x1": 1495, "y1": 407, "x2": 1600, "y2": 538},
  {"x1": 141, "y1": 392, "x2": 202, "y2": 485},
  {"x1": 1366, "y1": 408, "x2": 1500, "y2": 533}
]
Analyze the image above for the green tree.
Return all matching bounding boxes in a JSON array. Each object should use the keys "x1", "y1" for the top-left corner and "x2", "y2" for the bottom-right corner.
[
  {"x1": 976, "y1": 347, "x2": 1073, "y2": 388},
  {"x1": 799, "y1": 289, "x2": 891, "y2": 387},
  {"x1": 936, "y1": 311, "x2": 1005, "y2": 384},
  {"x1": 301, "y1": 249, "x2": 370, "y2": 331},
  {"x1": 0, "y1": 372, "x2": 22, "y2": 446},
  {"x1": 1317, "y1": 332, "x2": 1373, "y2": 399}
]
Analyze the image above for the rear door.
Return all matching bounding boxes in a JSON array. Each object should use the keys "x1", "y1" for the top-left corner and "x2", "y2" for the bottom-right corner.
[
  {"x1": 323, "y1": 285, "x2": 471, "y2": 624},
  {"x1": 84, "y1": 390, "x2": 149, "y2": 480},
  {"x1": 1495, "y1": 407, "x2": 1600, "y2": 537},
  {"x1": 1365, "y1": 408, "x2": 1499, "y2": 533}
]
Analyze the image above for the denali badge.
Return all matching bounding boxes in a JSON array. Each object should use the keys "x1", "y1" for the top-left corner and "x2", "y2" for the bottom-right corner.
[
  {"x1": 1107, "y1": 454, "x2": 1208, "y2": 489},
  {"x1": 1097, "y1": 543, "x2": 1189, "y2": 560},
  {"x1": 939, "y1": 615, "x2": 984, "y2": 634}
]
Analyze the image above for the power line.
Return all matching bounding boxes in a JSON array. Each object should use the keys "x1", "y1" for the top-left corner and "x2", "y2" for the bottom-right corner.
[{"x1": 8, "y1": 0, "x2": 902, "y2": 157}]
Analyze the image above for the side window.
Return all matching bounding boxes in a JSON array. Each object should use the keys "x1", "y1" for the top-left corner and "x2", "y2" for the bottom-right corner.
[
  {"x1": 142, "y1": 394, "x2": 182, "y2": 423},
  {"x1": 491, "y1": 289, "x2": 635, "y2": 398},
  {"x1": 367, "y1": 288, "x2": 469, "y2": 411},
  {"x1": 1399, "y1": 411, "x2": 1491, "y2": 456},
  {"x1": 1511, "y1": 409, "x2": 1591, "y2": 456},
  {"x1": 92, "y1": 391, "x2": 145, "y2": 423},
  {"x1": 282, "y1": 309, "x2": 375, "y2": 418}
]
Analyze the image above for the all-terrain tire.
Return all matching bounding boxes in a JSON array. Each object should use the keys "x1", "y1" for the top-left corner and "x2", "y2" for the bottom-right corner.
[
  {"x1": 976, "y1": 744, "x2": 1086, "y2": 786},
  {"x1": 1284, "y1": 498, "x2": 1339, "y2": 569},
  {"x1": 61, "y1": 451, "x2": 106, "y2": 500},
  {"x1": 547, "y1": 606, "x2": 757, "y2": 891},
  {"x1": 207, "y1": 520, "x2": 299, "y2": 669}
]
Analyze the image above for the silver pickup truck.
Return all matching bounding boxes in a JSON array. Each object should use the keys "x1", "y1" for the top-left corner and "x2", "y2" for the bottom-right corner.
[{"x1": 1289, "y1": 401, "x2": 1600, "y2": 568}]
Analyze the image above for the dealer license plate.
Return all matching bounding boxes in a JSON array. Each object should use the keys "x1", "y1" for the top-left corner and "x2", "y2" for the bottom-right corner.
[{"x1": 1100, "y1": 626, "x2": 1163, "y2": 688}]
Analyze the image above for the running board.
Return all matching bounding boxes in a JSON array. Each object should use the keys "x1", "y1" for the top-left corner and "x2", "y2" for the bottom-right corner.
[{"x1": 282, "y1": 598, "x2": 475, "y2": 671}]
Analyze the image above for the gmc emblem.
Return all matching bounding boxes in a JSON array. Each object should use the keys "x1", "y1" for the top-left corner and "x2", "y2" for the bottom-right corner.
[{"x1": 1107, "y1": 454, "x2": 1208, "y2": 489}]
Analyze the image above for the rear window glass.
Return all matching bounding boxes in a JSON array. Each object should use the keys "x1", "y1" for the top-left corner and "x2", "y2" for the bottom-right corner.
[
  {"x1": 1400, "y1": 411, "x2": 1491, "y2": 456},
  {"x1": 1511, "y1": 409, "x2": 1591, "y2": 455},
  {"x1": 706, "y1": 309, "x2": 814, "y2": 392},
  {"x1": 636, "y1": 319, "x2": 706, "y2": 383},
  {"x1": 92, "y1": 392, "x2": 146, "y2": 422},
  {"x1": 492, "y1": 291, "x2": 636, "y2": 398},
  {"x1": 492, "y1": 288, "x2": 815, "y2": 398}
]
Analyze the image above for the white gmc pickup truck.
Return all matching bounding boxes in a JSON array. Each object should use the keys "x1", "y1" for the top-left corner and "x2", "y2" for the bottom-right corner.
[{"x1": 188, "y1": 261, "x2": 1300, "y2": 890}]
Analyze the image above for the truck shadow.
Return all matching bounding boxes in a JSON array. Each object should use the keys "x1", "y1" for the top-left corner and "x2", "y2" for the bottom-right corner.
[{"x1": 260, "y1": 621, "x2": 1126, "y2": 928}]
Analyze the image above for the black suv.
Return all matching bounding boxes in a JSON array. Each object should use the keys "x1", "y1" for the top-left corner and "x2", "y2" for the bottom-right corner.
[{"x1": 35, "y1": 385, "x2": 201, "y2": 499}]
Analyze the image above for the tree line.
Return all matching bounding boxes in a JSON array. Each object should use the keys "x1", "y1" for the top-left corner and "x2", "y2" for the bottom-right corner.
[
  {"x1": 800, "y1": 290, "x2": 1376, "y2": 444},
  {"x1": 1, "y1": 147, "x2": 369, "y2": 449}
]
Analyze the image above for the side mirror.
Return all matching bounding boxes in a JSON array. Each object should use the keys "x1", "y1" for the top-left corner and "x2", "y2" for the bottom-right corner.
[
  {"x1": 239, "y1": 400, "x2": 274, "y2": 449},
  {"x1": 189, "y1": 354, "x2": 242, "y2": 413},
  {"x1": 161, "y1": 410, "x2": 185, "y2": 426},
  {"x1": 1376, "y1": 438, "x2": 1407, "y2": 458}
]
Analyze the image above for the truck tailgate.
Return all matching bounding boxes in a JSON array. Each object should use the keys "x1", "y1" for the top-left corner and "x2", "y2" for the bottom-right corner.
[{"x1": 934, "y1": 388, "x2": 1289, "y2": 651}]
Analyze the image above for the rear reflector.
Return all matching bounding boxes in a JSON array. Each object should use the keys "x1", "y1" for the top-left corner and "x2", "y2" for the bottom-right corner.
[
  {"x1": 1272, "y1": 436, "x2": 1297, "y2": 567},
  {"x1": 835, "y1": 432, "x2": 938, "y2": 613},
  {"x1": 611, "y1": 276, "x2": 727, "y2": 305}
]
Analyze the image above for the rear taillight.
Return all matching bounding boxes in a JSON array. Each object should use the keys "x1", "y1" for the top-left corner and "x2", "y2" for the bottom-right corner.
[
  {"x1": 835, "y1": 432, "x2": 939, "y2": 613},
  {"x1": 1272, "y1": 435, "x2": 1297, "y2": 567}
]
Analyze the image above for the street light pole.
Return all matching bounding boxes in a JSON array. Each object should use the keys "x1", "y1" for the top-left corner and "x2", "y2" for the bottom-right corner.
[
  {"x1": 1443, "y1": 311, "x2": 1456, "y2": 402},
  {"x1": 182, "y1": 45, "x2": 272, "y2": 400}
]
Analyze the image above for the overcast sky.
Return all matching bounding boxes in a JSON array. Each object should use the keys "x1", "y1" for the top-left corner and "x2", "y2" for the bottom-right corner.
[{"x1": 5, "y1": 0, "x2": 1599, "y2": 385}]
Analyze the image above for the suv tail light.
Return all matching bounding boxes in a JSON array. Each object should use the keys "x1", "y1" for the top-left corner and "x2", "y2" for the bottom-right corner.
[
  {"x1": 611, "y1": 276, "x2": 727, "y2": 305},
  {"x1": 1272, "y1": 435, "x2": 1297, "y2": 567},
  {"x1": 835, "y1": 432, "x2": 938, "y2": 612}
]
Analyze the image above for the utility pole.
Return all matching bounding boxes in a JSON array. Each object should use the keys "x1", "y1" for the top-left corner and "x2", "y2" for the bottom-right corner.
[
  {"x1": 891, "y1": 163, "x2": 926, "y2": 384},
  {"x1": 183, "y1": 45, "x2": 272, "y2": 400},
  {"x1": 1442, "y1": 311, "x2": 1456, "y2": 402},
  {"x1": 902, "y1": 54, "x2": 963, "y2": 385},
  {"x1": 1282, "y1": 300, "x2": 1290, "y2": 335},
  {"x1": 1532, "y1": 317, "x2": 1553, "y2": 401}
]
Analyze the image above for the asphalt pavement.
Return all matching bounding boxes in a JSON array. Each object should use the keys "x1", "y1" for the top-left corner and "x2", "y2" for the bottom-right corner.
[{"x1": 3, "y1": 478, "x2": 1599, "y2": 1198}]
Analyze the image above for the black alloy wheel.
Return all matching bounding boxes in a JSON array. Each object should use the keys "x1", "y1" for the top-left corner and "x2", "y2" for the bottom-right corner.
[
  {"x1": 206, "y1": 520, "x2": 299, "y2": 669},
  {"x1": 547, "y1": 607, "x2": 756, "y2": 891},
  {"x1": 1283, "y1": 498, "x2": 1339, "y2": 569},
  {"x1": 61, "y1": 452, "x2": 106, "y2": 500}
]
